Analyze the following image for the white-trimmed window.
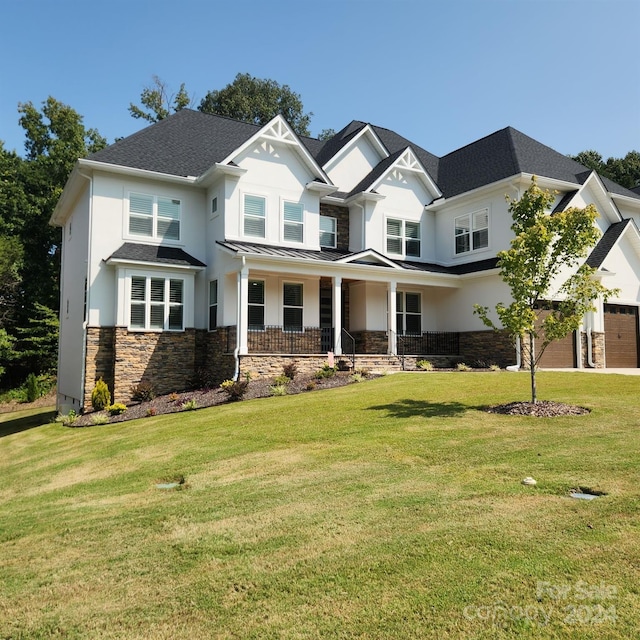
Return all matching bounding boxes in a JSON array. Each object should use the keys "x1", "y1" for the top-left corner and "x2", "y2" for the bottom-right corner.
[
  {"x1": 396, "y1": 291, "x2": 421, "y2": 335},
  {"x1": 128, "y1": 193, "x2": 181, "y2": 241},
  {"x1": 211, "y1": 197, "x2": 218, "y2": 216},
  {"x1": 244, "y1": 194, "x2": 266, "y2": 238},
  {"x1": 455, "y1": 209, "x2": 489, "y2": 254},
  {"x1": 208, "y1": 280, "x2": 218, "y2": 330},
  {"x1": 283, "y1": 283, "x2": 303, "y2": 331},
  {"x1": 248, "y1": 280, "x2": 265, "y2": 330},
  {"x1": 386, "y1": 218, "x2": 421, "y2": 257},
  {"x1": 319, "y1": 216, "x2": 337, "y2": 248},
  {"x1": 283, "y1": 201, "x2": 304, "y2": 243},
  {"x1": 130, "y1": 276, "x2": 183, "y2": 331}
]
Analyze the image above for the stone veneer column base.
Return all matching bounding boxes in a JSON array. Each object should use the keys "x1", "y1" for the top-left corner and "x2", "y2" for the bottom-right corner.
[
  {"x1": 83, "y1": 327, "x2": 115, "y2": 409},
  {"x1": 581, "y1": 331, "x2": 605, "y2": 368}
]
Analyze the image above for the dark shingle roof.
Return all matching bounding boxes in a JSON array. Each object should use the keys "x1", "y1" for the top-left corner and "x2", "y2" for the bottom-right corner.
[
  {"x1": 586, "y1": 219, "x2": 632, "y2": 269},
  {"x1": 314, "y1": 121, "x2": 369, "y2": 168},
  {"x1": 90, "y1": 110, "x2": 264, "y2": 177},
  {"x1": 218, "y1": 240, "x2": 499, "y2": 275},
  {"x1": 108, "y1": 243, "x2": 206, "y2": 267},
  {"x1": 552, "y1": 190, "x2": 579, "y2": 213},
  {"x1": 437, "y1": 127, "x2": 592, "y2": 198}
]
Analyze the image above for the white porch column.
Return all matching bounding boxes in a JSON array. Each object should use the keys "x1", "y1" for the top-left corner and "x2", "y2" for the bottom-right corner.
[
  {"x1": 238, "y1": 265, "x2": 249, "y2": 355},
  {"x1": 333, "y1": 276, "x2": 342, "y2": 355},
  {"x1": 388, "y1": 280, "x2": 397, "y2": 354}
]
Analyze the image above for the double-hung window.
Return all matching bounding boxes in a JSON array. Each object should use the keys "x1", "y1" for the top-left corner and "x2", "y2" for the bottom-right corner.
[
  {"x1": 130, "y1": 276, "x2": 184, "y2": 331},
  {"x1": 396, "y1": 291, "x2": 421, "y2": 336},
  {"x1": 283, "y1": 201, "x2": 304, "y2": 243},
  {"x1": 455, "y1": 209, "x2": 489, "y2": 254},
  {"x1": 283, "y1": 283, "x2": 303, "y2": 331},
  {"x1": 386, "y1": 218, "x2": 421, "y2": 258},
  {"x1": 248, "y1": 280, "x2": 265, "y2": 330},
  {"x1": 129, "y1": 193, "x2": 181, "y2": 241},
  {"x1": 319, "y1": 216, "x2": 337, "y2": 248},
  {"x1": 208, "y1": 280, "x2": 218, "y2": 330},
  {"x1": 244, "y1": 194, "x2": 266, "y2": 238}
]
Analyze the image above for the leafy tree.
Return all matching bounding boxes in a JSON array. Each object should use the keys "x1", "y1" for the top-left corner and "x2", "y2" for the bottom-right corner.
[
  {"x1": 13, "y1": 303, "x2": 59, "y2": 378},
  {"x1": 129, "y1": 75, "x2": 192, "y2": 123},
  {"x1": 198, "y1": 73, "x2": 312, "y2": 137},
  {"x1": 318, "y1": 128, "x2": 337, "y2": 141},
  {"x1": 0, "y1": 329, "x2": 15, "y2": 379},
  {"x1": 0, "y1": 234, "x2": 23, "y2": 327},
  {"x1": 571, "y1": 149, "x2": 640, "y2": 189},
  {"x1": 474, "y1": 177, "x2": 616, "y2": 404}
]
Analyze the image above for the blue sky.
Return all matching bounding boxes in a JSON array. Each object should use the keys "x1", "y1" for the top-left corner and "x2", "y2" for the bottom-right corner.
[{"x1": 1, "y1": 0, "x2": 638, "y2": 161}]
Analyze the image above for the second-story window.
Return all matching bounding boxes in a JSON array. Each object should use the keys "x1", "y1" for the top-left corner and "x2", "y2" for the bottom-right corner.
[
  {"x1": 319, "y1": 216, "x2": 337, "y2": 248},
  {"x1": 283, "y1": 201, "x2": 304, "y2": 243},
  {"x1": 244, "y1": 195, "x2": 266, "y2": 238},
  {"x1": 129, "y1": 193, "x2": 181, "y2": 241},
  {"x1": 455, "y1": 209, "x2": 489, "y2": 254},
  {"x1": 386, "y1": 219, "x2": 421, "y2": 258}
]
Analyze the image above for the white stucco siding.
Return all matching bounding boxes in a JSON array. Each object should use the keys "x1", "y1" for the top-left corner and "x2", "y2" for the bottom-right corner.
[
  {"x1": 57, "y1": 183, "x2": 91, "y2": 408},
  {"x1": 88, "y1": 173, "x2": 206, "y2": 328},
  {"x1": 372, "y1": 172, "x2": 433, "y2": 260},
  {"x1": 600, "y1": 236, "x2": 640, "y2": 304},
  {"x1": 325, "y1": 136, "x2": 383, "y2": 193},
  {"x1": 437, "y1": 274, "x2": 511, "y2": 332},
  {"x1": 227, "y1": 141, "x2": 321, "y2": 248},
  {"x1": 434, "y1": 188, "x2": 513, "y2": 265}
]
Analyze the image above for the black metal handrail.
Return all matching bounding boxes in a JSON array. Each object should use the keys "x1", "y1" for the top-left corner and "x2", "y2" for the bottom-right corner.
[{"x1": 341, "y1": 328, "x2": 356, "y2": 370}]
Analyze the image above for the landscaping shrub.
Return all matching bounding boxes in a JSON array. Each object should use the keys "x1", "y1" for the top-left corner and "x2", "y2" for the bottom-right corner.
[
  {"x1": 282, "y1": 362, "x2": 298, "y2": 380},
  {"x1": 131, "y1": 381, "x2": 155, "y2": 402},
  {"x1": 269, "y1": 384, "x2": 288, "y2": 396},
  {"x1": 273, "y1": 374, "x2": 291, "y2": 386},
  {"x1": 456, "y1": 362, "x2": 472, "y2": 372},
  {"x1": 416, "y1": 360, "x2": 434, "y2": 371},
  {"x1": 25, "y1": 373, "x2": 40, "y2": 403},
  {"x1": 220, "y1": 379, "x2": 249, "y2": 401},
  {"x1": 54, "y1": 410, "x2": 77, "y2": 426},
  {"x1": 315, "y1": 363, "x2": 336, "y2": 379},
  {"x1": 91, "y1": 378, "x2": 111, "y2": 411},
  {"x1": 90, "y1": 413, "x2": 109, "y2": 425},
  {"x1": 107, "y1": 403, "x2": 127, "y2": 416}
]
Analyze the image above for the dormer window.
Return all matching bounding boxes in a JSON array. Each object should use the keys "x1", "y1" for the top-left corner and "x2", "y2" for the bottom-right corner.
[{"x1": 128, "y1": 193, "x2": 180, "y2": 241}]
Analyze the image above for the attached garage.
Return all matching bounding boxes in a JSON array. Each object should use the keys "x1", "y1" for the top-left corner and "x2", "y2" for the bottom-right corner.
[
  {"x1": 604, "y1": 304, "x2": 639, "y2": 368},
  {"x1": 536, "y1": 308, "x2": 576, "y2": 368}
]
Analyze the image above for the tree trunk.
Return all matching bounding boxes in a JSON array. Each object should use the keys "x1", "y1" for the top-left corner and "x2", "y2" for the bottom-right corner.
[{"x1": 529, "y1": 332, "x2": 537, "y2": 404}]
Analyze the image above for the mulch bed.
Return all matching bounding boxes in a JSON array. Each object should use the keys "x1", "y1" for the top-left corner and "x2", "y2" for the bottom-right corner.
[
  {"x1": 74, "y1": 371, "x2": 363, "y2": 426},
  {"x1": 486, "y1": 401, "x2": 590, "y2": 417}
]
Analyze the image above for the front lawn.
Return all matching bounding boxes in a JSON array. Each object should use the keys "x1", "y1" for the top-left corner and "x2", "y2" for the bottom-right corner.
[{"x1": 0, "y1": 372, "x2": 638, "y2": 639}]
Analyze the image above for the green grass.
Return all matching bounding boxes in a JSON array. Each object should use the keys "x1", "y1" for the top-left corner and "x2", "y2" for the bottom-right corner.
[{"x1": 0, "y1": 372, "x2": 638, "y2": 639}]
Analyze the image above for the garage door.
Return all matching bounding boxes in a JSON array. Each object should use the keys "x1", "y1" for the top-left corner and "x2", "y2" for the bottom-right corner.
[
  {"x1": 535, "y1": 310, "x2": 576, "y2": 368},
  {"x1": 604, "y1": 304, "x2": 639, "y2": 368}
]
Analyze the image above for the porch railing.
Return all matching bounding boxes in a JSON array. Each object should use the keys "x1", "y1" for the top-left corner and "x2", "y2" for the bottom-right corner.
[
  {"x1": 397, "y1": 331, "x2": 460, "y2": 359},
  {"x1": 248, "y1": 326, "x2": 332, "y2": 354},
  {"x1": 341, "y1": 328, "x2": 356, "y2": 370}
]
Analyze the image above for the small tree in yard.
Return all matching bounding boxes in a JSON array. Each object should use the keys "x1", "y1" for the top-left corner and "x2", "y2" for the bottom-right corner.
[{"x1": 474, "y1": 177, "x2": 616, "y2": 404}]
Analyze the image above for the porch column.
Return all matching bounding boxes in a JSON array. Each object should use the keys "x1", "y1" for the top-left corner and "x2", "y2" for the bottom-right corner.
[
  {"x1": 333, "y1": 276, "x2": 342, "y2": 355},
  {"x1": 388, "y1": 280, "x2": 397, "y2": 354},
  {"x1": 238, "y1": 265, "x2": 249, "y2": 355}
]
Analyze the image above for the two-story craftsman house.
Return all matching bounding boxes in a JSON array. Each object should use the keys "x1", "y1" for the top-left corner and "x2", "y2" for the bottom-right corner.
[{"x1": 50, "y1": 110, "x2": 640, "y2": 411}]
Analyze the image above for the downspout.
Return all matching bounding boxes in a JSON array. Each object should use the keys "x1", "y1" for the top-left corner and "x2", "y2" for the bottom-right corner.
[
  {"x1": 232, "y1": 257, "x2": 245, "y2": 381},
  {"x1": 506, "y1": 335, "x2": 522, "y2": 372},
  {"x1": 585, "y1": 313, "x2": 595, "y2": 368}
]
